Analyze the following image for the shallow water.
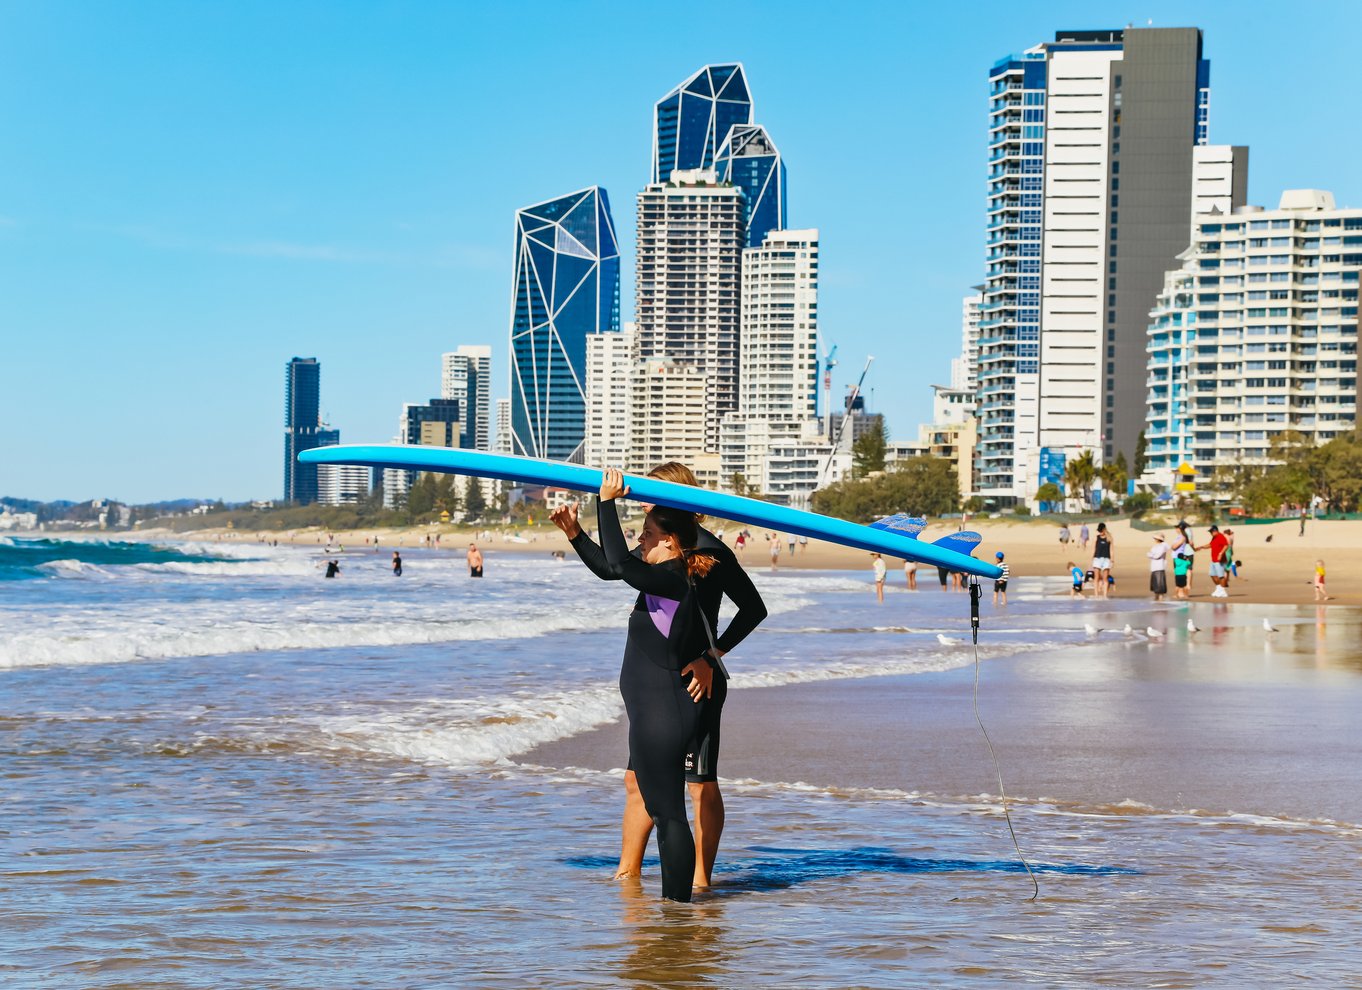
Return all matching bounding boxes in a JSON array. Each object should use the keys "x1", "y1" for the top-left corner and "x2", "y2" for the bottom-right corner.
[{"x1": 2, "y1": 539, "x2": 1358, "y2": 986}]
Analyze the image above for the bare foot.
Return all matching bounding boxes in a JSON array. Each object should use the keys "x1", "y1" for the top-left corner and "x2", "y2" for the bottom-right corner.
[{"x1": 612, "y1": 868, "x2": 641, "y2": 880}]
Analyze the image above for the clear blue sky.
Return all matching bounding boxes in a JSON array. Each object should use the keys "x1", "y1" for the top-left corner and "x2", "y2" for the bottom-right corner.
[{"x1": 3, "y1": 0, "x2": 1360, "y2": 503}]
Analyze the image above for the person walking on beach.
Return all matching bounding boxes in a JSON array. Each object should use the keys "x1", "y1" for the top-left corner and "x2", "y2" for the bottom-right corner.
[
  {"x1": 1079, "y1": 522, "x2": 1090, "y2": 551},
  {"x1": 467, "y1": 543, "x2": 483, "y2": 578},
  {"x1": 1059, "y1": 524, "x2": 1071, "y2": 549},
  {"x1": 992, "y1": 552, "x2": 1009, "y2": 606},
  {"x1": 768, "y1": 533, "x2": 781, "y2": 572},
  {"x1": 1091, "y1": 523, "x2": 1113, "y2": 599},
  {"x1": 1068, "y1": 561, "x2": 1085, "y2": 599},
  {"x1": 871, "y1": 553, "x2": 886, "y2": 603},
  {"x1": 1147, "y1": 534, "x2": 1169, "y2": 602},
  {"x1": 1300, "y1": 507, "x2": 1308, "y2": 537},
  {"x1": 392, "y1": 551, "x2": 402, "y2": 577},
  {"x1": 1204, "y1": 525, "x2": 1230, "y2": 598},
  {"x1": 788, "y1": 533, "x2": 797, "y2": 558},
  {"x1": 798, "y1": 534, "x2": 808, "y2": 554},
  {"x1": 904, "y1": 558, "x2": 918, "y2": 590},
  {"x1": 734, "y1": 531, "x2": 747, "y2": 557},
  {"x1": 1225, "y1": 529, "x2": 1240, "y2": 580},
  {"x1": 550, "y1": 461, "x2": 766, "y2": 892},
  {"x1": 1314, "y1": 560, "x2": 1328, "y2": 601}
]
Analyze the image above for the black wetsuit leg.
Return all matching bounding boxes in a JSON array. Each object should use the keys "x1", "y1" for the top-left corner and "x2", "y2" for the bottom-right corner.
[
  {"x1": 685, "y1": 674, "x2": 726, "y2": 783},
  {"x1": 619, "y1": 609, "x2": 698, "y2": 902}
]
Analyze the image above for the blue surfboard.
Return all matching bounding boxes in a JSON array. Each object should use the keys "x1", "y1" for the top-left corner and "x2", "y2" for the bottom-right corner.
[{"x1": 299, "y1": 445, "x2": 1001, "y2": 579}]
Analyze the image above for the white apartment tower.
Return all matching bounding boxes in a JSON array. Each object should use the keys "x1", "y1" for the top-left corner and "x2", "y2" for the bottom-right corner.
[
  {"x1": 979, "y1": 27, "x2": 1247, "y2": 504},
  {"x1": 441, "y1": 345, "x2": 492, "y2": 450},
  {"x1": 494, "y1": 397, "x2": 512, "y2": 455},
  {"x1": 953, "y1": 289, "x2": 983, "y2": 392},
  {"x1": 1145, "y1": 190, "x2": 1361, "y2": 492},
  {"x1": 738, "y1": 229, "x2": 820, "y2": 422},
  {"x1": 585, "y1": 322, "x2": 636, "y2": 468},
  {"x1": 629, "y1": 359, "x2": 717, "y2": 485},
  {"x1": 635, "y1": 168, "x2": 745, "y2": 451}
]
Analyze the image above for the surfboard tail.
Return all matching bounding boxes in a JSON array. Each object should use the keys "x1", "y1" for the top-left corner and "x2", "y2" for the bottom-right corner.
[{"x1": 930, "y1": 531, "x2": 982, "y2": 557}]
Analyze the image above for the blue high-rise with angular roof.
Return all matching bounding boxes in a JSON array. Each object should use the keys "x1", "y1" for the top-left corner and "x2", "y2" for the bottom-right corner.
[
  {"x1": 508, "y1": 187, "x2": 620, "y2": 462},
  {"x1": 716, "y1": 123, "x2": 787, "y2": 248},
  {"x1": 652, "y1": 64, "x2": 752, "y2": 184}
]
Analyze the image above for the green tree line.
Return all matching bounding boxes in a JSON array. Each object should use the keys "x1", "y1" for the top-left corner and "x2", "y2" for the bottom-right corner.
[{"x1": 811, "y1": 455, "x2": 960, "y2": 522}]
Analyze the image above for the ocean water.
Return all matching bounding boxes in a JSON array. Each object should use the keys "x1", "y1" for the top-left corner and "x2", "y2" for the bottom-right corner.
[{"x1": 2, "y1": 537, "x2": 1358, "y2": 987}]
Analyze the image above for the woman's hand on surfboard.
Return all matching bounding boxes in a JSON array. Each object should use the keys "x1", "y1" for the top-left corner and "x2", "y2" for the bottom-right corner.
[
  {"x1": 681, "y1": 658, "x2": 713, "y2": 701},
  {"x1": 549, "y1": 503, "x2": 582, "y2": 539},
  {"x1": 599, "y1": 468, "x2": 630, "y2": 502}
]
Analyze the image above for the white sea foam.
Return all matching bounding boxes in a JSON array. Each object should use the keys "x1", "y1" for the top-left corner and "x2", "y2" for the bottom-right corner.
[
  {"x1": 0, "y1": 609, "x2": 617, "y2": 669},
  {"x1": 311, "y1": 686, "x2": 626, "y2": 767}
]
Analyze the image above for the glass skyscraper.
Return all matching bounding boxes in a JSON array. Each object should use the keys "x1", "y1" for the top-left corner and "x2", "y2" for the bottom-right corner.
[
  {"x1": 509, "y1": 186, "x2": 620, "y2": 462},
  {"x1": 284, "y1": 356, "x2": 322, "y2": 504},
  {"x1": 716, "y1": 124, "x2": 787, "y2": 249},
  {"x1": 652, "y1": 64, "x2": 752, "y2": 184}
]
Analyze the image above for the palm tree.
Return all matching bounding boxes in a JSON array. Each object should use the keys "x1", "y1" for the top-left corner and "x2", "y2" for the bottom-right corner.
[{"x1": 1063, "y1": 450, "x2": 1098, "y2": 509}]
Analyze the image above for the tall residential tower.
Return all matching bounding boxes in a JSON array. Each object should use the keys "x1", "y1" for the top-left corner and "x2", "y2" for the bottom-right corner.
[
  {"x1": 508, "y1": 187, "x2": 620, "y2": 462},
  {"x1": 978, "y1": 27, "x2": 1246, "y2": 504},
  {"x1": 652, "y1": 64, "x2": 752, "y2": 184},
  {"x1": 283, "y1": 357, "x2": 322, "y2": 504}
]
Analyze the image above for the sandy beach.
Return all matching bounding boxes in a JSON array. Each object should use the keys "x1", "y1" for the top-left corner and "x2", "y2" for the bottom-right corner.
[{"x1": 168, "y1": 513, "x2": 1355, "y2": 607}]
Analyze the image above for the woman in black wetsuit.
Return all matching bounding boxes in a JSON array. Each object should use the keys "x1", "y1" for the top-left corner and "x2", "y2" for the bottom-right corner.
[
  {"x1": 595, "y1": 467, "x2": 719, "y2": 902},
  {"x1": 551, "y1": 462, "x2": 766, "y2": 890}
]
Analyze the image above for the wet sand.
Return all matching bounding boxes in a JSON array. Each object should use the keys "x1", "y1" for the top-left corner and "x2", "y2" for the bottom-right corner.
[{"x1": 526, "y1": 602, "x2": 1362, "y2": 826}]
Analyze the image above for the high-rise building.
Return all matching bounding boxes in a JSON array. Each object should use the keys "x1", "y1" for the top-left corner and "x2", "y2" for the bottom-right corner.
[
  {"x1": 953, "y1": 289, "x2": 983, "y2": 393},
  {"x1": 978, "y1": 27, "x2": 1246, "y2": 504},
  {"x1": 1145, "y1": 190, "x2": 1361, "y2": 493},
  {"x1": 738, "y1": 229, "x2": 819, "y2": 422},
  {"x1": 284, "y1": 357, "x2": 322, "y2": 504},
  {"x1": 509, "y1": 187, "x2": 620, "y2": 462},
  {"x1": 494, "y1": 397, "x2": 512, "y2": 455},
  {"x1": 716, "y1": 124, "x2": 787, "y2": 249},
  {"x1": 628, "y1": 358, "x2": 718, "y2": 486},
  {"x1": 318, "y1": 463, "x2": 369, "y2": 506},
  {"x1": 585, "y1": 322, "x2": 636, "y2": 468},
  {"x1": 635, "y1": 169, "x2": 745, "y2": 451},
  {"x1": 719, "y1": 229, "x2": 819, "y2": 492},
  {"x1": 652, "y1": 64, "x2": 752, "y2": 185},
  {"x1": 403, "y1": 398, "x2": 464, "y2": 449},
  {"x1": 441, "y1": 346, "x2": 492, "y2": 451}
]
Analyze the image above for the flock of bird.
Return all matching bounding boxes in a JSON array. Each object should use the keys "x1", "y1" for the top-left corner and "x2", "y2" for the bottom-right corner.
[{"x1": 1079, "y1": 617, "x2": 1281, "y2": 639}]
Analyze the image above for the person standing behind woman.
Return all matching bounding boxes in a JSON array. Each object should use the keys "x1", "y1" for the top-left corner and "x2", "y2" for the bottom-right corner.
[
  {"x1": 551, "y1": 462, "x2": 766, "y2": 891},
  {"x1": 1147, "y1": 534, "x2": 1168, "y2": 601},
  {"x1": 592, "y1": 468, "x2": 719, "y2": 902},
  {"x1": 1171, "y1": 521, "x2": 1195, "y2": 595},
  {"x1": 903, "y1": 558, "x2": 918, "y2": 590},
  {"x1": 1091, "y1": 522, "x2": 1113, "y2": 599}
]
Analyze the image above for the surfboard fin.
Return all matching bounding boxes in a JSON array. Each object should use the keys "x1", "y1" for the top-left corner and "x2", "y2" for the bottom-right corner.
[
  {"x1": 931, "y1": 531, "x2": 981, "y2": 557},
  {"x1": 868, "y1": 514, "x2": 927, "y2": 538}
]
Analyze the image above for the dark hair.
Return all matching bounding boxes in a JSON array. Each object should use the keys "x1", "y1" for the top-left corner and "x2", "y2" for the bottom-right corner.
[{"x1": 648, "y1": 506, "x2": 716, "y2": 578}]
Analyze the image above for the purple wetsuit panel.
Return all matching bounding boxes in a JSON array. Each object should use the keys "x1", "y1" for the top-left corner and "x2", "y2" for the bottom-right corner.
[{"x1": 645, "y1": 594, "x2": 680, "y2": 638}]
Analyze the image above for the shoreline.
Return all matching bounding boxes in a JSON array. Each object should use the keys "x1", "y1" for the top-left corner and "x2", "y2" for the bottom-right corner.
[{"x1": 18, "y1": 513, "x2": 1354, "y2": 607}]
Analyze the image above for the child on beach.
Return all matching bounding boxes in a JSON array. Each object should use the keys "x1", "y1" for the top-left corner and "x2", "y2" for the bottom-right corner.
[
  {"x1": 992, "y1": 552, "x2": 1009, "y2": 606},
  {"x1": 1173, "y1": 552, "x2": 1191, "y2": 600},
  {"x1": 1314, "y1": 560, "x2": 1328, "y2": 601},
  {"x1": 871, "y1": 553, "x2": 886, "y2": 602},
  {"x1": 1069, "y1": 561, "x2": 1084, "y2": 599}
]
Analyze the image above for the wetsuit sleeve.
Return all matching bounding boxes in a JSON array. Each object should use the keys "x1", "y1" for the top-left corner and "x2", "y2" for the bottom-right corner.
[
  {"x1": 598, "y1": 498, "x2": 690, "y2": 599},
  {"x1": 712, "y1": 551, "x2": 767, "y2": 655},
  {"x1": 567, "y1": 530, "x2": 622, "y2": 581}
]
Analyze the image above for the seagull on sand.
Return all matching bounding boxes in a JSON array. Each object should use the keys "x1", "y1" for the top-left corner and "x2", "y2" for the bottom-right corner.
[
  {"x1": 936, "y1": 633, "x2": 963, "y2": 646},
  {"x1": 1083, "y1": 622, "x2": 1102, "y2": 636},
  {"x1": 1145, "y1": 626, "x2": 1166, "y2": 639},
  {"x1": 1187, "y1": 617, "x2": 1201, "y2": 633},
  {"x1": 1263, "y1": 617, "x2": 1279, "y2": 634},
  {"x1": 1122, "y1": 623, "x2": 1136, "y2": 637}
]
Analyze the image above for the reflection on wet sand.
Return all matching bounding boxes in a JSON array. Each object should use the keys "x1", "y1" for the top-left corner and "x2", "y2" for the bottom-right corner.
[{"x1": 615, "y1": 877, "x2": 728, "y2": 988}]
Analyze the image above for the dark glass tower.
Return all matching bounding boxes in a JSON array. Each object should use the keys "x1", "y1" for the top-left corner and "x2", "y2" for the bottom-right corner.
[
  {"x1": 652, "y1": 64, "x2": 752, "y2": 184},
  {"x1": 716, "y1": 123, "x2": 787, "y2": 248},
  {"x1": 283, "y1": 357, "x2": 323, "y2": 504},
  {"x1": 509, "y1": 187, "x2": 620, "y2": 462}
]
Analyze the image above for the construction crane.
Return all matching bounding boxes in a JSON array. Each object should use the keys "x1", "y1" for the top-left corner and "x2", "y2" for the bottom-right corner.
[
  {"x1": 816, "y1": 336, "x2": 839, "y2": 439},
  {"x1": 817, "y1": 355, "x2": 875, "y2": 490}
]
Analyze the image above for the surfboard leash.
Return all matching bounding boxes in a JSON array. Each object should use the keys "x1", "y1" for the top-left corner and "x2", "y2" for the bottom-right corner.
[{"x1": 970, "y1": 577, "x2": 1039, "y2": 901}]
